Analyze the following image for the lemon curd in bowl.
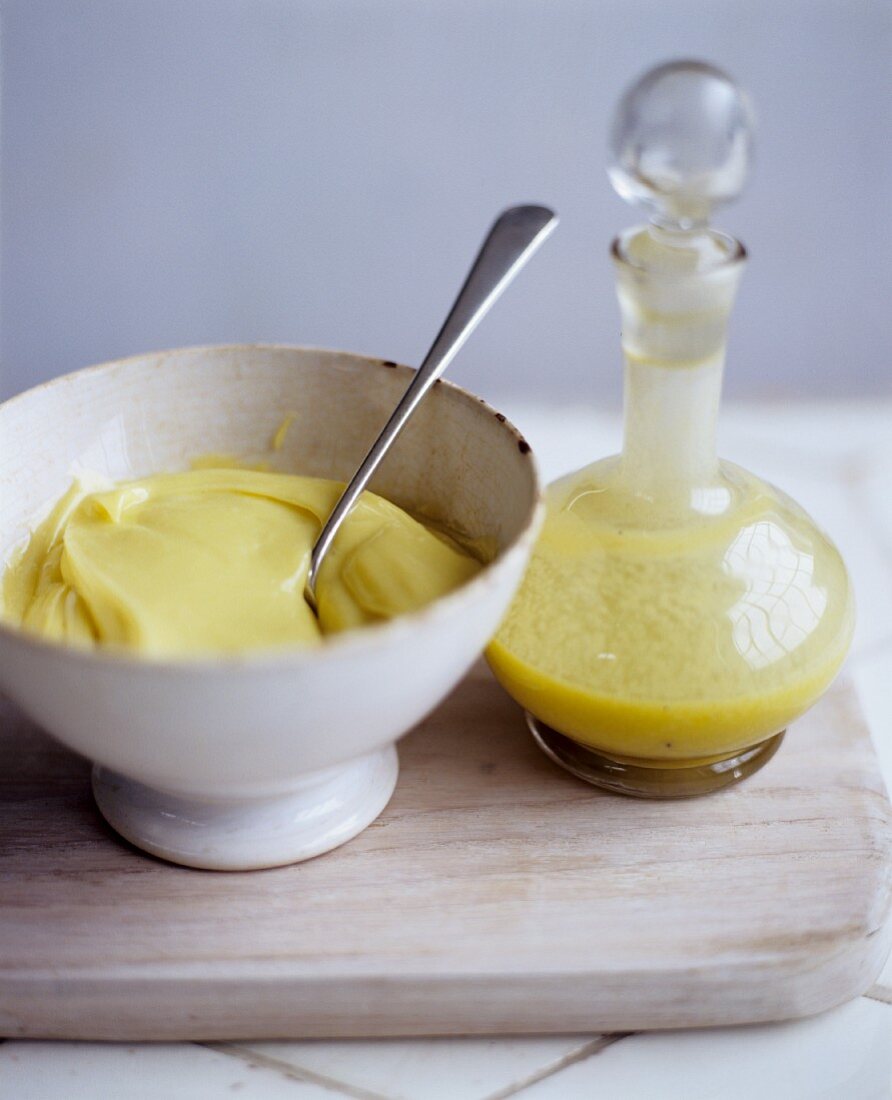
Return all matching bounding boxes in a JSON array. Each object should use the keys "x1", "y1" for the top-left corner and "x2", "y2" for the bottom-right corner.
[
  {"x1": 3, "y1": 465, "x2": 482, "y2": 657},
  {"x1": 0, "y1": 345, "x2": 542, "y2": 868}
]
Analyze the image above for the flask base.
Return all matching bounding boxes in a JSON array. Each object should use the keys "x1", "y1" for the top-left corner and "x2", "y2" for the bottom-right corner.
[{"x1": 527, "y1": 714, "x2": 784, "y2": 799}]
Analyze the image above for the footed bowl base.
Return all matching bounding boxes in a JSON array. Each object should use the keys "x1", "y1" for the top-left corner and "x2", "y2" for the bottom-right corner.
[{"x1": 92, "y1": 745, "x2": 399, "y2": 870}]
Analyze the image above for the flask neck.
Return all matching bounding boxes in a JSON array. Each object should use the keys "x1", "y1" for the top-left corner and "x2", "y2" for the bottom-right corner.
[
  {"x1": 622, "y1": 352, "x2": 724, "y2": 497},
  {"x1": 613, "y1": 225, "x2": 745, "y2": 506}
]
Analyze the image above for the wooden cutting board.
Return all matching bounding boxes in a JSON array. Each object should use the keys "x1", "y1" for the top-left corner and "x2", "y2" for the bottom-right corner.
[{"x1": 1, "y1": 664, "x2": 890, "y2": 1040}]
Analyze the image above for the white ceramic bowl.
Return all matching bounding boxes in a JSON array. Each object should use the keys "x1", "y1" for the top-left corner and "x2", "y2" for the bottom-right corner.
[{"x1": 0, "y1": 345, "x2": 541, "y2": 869}]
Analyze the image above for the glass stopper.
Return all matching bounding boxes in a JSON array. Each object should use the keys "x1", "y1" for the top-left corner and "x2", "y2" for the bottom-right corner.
[{"x1": 608, "y1": 60, "x2": 755, "y2": 231}]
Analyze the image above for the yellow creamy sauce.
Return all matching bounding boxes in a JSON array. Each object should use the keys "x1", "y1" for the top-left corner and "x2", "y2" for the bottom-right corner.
[
  {"x1": 487, "y1": 462, "x2": 854, "y2": 762},
  {"x1": 2, "y1": 468, "x2": 481, "y2": 656}
]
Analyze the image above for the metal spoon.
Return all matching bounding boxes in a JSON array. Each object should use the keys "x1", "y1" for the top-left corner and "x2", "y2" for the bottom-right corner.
[{"x1": 304, "y1": 204, "x2": 558, "y2": 613}]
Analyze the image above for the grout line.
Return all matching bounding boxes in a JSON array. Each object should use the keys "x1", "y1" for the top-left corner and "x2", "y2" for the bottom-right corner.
[
  {"x1": 200, "y1": 1042, "x2": 391, "y2": 1100},
  {"x1": 482, "y1": 1033, "x2": 636, "y2": 1100},
  {"x1": 864, "y1": 985, "x2": 892, "y2": 1007}
]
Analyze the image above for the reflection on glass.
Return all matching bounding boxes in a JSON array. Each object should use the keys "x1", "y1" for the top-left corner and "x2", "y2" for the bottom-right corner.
[{"x1": 724, "y1": 519, "x2": 827, "y2": 671}]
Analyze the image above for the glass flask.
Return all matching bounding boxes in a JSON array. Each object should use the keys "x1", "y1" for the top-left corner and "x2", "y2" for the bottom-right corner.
[{"x1": 487, "y1": 61, "x2": 854, "y2": 798}]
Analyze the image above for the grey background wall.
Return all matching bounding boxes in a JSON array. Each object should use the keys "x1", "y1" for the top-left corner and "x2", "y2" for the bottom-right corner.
[{"x1": 1, "y1": 0, "x2": 889, "y2": 407}]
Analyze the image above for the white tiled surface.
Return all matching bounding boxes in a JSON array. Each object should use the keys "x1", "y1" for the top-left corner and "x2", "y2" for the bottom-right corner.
[
  {"x1": 515, "y1": 998, "x2": 892, "y2": 1100},
  {"x1": 3, "y1": 402, "x2": 891, "y2": 1099},
  {"x1": 0, "y1": 1041, "x2": 337, "y2": 1099},
  {"x1": 245, "y1": 1036, "x2": 599, "y2": 1100}
]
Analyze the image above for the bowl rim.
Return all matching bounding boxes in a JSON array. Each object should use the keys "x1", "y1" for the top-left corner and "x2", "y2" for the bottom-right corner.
[{"x1": 0, "y1": 343, "x2": 544, "y2": 673}]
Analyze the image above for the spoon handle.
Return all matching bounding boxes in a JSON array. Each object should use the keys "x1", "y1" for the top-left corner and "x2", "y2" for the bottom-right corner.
[{"x1": 305, "y1": 204, "x2": 558, "y2": 609}]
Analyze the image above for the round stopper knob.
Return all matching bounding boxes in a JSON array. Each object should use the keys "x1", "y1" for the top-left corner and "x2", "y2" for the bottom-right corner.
[{"x1": 609, "y1": 60, "x2": 755, "y2": 230}]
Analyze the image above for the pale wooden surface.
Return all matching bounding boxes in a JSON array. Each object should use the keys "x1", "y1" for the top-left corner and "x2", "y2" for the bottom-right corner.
[{"x1": 1, "y1": 663, "x2": 890, "y2": 1041}]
